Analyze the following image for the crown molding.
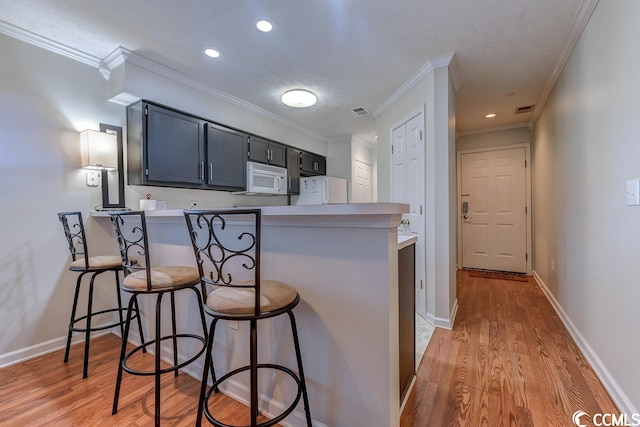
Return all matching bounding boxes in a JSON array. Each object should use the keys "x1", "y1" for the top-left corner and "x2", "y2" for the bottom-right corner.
[
  {"x1": 123, "y1": 50, "x2": 327, "y2": 143},
  {"x1": 373, "y1": 51, "x2": 455, "y2": 118},
  {"x1": 98, "y1": 46, "x2": 130, "y2": 80},
  {"x1": 529, "y1": 0, "x2": 600, "y2": 125},
  {"x1": 0, "y1": 20, "x2": 101, "y2": 68},
  {"x1": 456, "y1": 122, "x2": 531, "y2": 138}
]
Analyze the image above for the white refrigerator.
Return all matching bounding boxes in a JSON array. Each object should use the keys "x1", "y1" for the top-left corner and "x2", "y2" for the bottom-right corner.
[{"x1": 295, "y1": 176, "x2": 348, "y2": 205}]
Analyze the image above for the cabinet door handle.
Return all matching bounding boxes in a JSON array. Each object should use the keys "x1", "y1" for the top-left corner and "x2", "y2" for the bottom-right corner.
[
  {"x1": 209, "y1": 162, "x2": 213, "y2": 182},
  {"x1": 200, "y1": 162, "x2": 205, "y2": 181}
]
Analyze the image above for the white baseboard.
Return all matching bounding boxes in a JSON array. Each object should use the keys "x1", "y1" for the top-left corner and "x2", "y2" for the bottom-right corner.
[
  {"x1": 425, "y1": 298, "x2": 458, "y2": 330},
  {"x1": 0, "y1": 330, "x2": 110, "y2": 370},
  {"x1": 532, "y1": 271, "x2": 637, "y2": 415}
]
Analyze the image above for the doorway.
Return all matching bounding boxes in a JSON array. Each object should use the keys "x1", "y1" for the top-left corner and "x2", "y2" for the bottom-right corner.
[
  {"x1": 391, "y1": 108, "x2": 426, "y2": 318},
  {"x1": 457, "y1": 145, "x2": 531, "y2": 274}
]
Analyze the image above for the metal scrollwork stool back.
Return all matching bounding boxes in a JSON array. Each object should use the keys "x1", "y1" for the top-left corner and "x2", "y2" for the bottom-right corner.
[
  {"x1": 184, "y1": 209, "x2": 312, "y2": 427},
  {"x1": 57, "y1": 211, "x2": 143, "y2": 379},
  {"x1": 109, "y1": 210, "x2": 211, "y2": 427}
]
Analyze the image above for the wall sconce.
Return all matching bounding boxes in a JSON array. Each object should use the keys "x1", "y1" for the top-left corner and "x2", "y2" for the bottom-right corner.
[{"x1": 80, "y1": 123, "x2": 125, "y2": 210}]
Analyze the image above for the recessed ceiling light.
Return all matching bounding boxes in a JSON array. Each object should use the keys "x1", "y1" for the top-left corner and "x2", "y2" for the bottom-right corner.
[
  {"x1": 485, "y1": 113, "x2": 496, "y2": 118},
  {"x1": 256, "y1": 19, "x2": 273, "y2": 32},
  {"x1": 204, "y1": 48, "x2": 221, "y2": 58},
  {"x1": 281, "y1": 89, "x2": 317, "y2": 108}
]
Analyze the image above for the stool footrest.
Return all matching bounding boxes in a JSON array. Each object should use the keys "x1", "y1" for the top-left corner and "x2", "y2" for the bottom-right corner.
[
  {"x1": 203, "y1": 364, "x2": 303, "y2": 427},
  {"x1": 68, "y1": 307, "x2": 136, "y2": 333},
  {"x1": 122, "y1": 334, "x2": 206, "y2": 376}
]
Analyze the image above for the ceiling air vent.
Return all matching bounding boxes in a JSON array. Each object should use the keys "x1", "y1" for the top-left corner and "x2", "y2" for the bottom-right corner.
[
  {"x1": 352, "y1": 107, "x2": 369, "y2": 116},
  {"x1": 514, "y1": 104, "x2": 535, "y2": 114}
]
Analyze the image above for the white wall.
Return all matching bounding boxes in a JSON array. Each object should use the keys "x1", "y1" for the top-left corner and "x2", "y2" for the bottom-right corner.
[
  {"x1": 533, "y1": 0, "x2": 640, "y2": 412},
  {"x1": 0, "y1": 33, "x2": 329, "y2": 364},
  {"x1": 376, "y1": 63, "x2": 457, "y2": 327},
  {"x1": 328, "y1": 135, "x2": 376, "y2": 203},
  {"x1": 457, "y1": 126, "x2": 532, "y2": 152}
]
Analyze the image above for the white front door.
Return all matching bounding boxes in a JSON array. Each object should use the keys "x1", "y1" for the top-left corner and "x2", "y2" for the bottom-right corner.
[
  {"x1": 460, "y1": 147, "x2": 527, "y2": 273},
  {"x1": 392, "y1": 111, "x2": 426, "y2": 317}
]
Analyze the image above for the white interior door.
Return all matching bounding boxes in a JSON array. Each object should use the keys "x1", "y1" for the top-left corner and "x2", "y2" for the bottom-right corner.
[
  {"x1": 461, "y1": 147, "x2": 527, "y2": 273},
  {"x1": 392, "y1": 111, "x2": 426, "y2": 318},
  {"x1": 354, "y1": 160, "x2": 372, "y2": 203}
]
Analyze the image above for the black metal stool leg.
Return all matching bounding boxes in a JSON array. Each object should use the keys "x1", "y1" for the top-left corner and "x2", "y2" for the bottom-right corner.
[
  {"x1": 64, "y1": 272, "x2": 86, "y2": 364},
  {"x1": 82, "y1": 271, "x2": 99, "y2": 379},
  {"x1": 133, "y1": 296, "x2": 146, "y2": 353},
  {"x1": 154, "y1": 292, "x2": 164, "y2": 427},
  {"x1": 112, "y1": 295, "x2": 136, "y2": 415},
  {"x1": 288, "y1": 311, "x2": 312, "y2": 427},
  {"x1": 197, "y1": 318, "x2": 218, "y2": 427},
  {"x1": 192, "y1": 287, "x2": 218, "y2": 389},
  {"x1": 115, "y1": 270, "x2": 124, "y2": 337},
  {"x1": 250, "y1": 318, "x2": 258, "y2": 427},
  {"x1": 170, "y1": 291, "x2": 179, "y2": 378}
]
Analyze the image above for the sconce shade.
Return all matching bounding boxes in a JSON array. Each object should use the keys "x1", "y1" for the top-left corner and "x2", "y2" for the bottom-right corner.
[{"x1": 80, "y1": 129, "x2": 117, "y2": 170}]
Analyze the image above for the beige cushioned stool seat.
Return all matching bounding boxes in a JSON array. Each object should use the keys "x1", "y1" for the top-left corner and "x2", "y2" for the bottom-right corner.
[
  {"x1": 206, "y1": 280, "x2": 298, "y2": 315},
  {"x1": 70, "y1": 255, "x2": 123, "y2": 270},
  {"x1": 123, "y1": 266, "x2": 200, "y2": 290}
]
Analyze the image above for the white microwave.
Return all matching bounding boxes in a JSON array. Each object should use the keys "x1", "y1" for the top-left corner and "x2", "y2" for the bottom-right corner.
[{"x1": 241, "y1": 161, "x2": 287, "y2": 195}]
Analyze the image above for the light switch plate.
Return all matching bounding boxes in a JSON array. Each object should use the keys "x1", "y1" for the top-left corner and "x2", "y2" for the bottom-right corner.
[
  {"x1": 86, "y1": 170, "x2": 100, "y2": 187},
  {"x1": 626, "y1": 179, "x2": 640, "y2": 206}
]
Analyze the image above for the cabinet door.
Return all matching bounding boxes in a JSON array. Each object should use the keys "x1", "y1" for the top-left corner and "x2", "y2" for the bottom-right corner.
[
  {"x1": 269, "y1": 141, "x2": 287, "y2": 167},
  {"x1": 300, "y1": 151, "x2": 327, "y2": 175},
  {"x1": 248, "y1": 136, "x2": 269, "y2": 164},
  {"x1": 315, "y1": 156, "x2": 327, "y2": 175},
  {"x1": 146, "y1": 104, "x2": 204, "y2": 185},
  {"x1": 206, "y1": 124, "x2": 248, "y2": 190},
  {"x1": 300, "y1": 151, "x2": 316, "y2": 174},
  {"x1": 286, "y1": 147, "x2": 301, "y2": 194}
]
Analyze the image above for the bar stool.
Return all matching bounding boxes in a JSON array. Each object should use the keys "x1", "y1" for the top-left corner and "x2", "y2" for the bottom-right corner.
[
  {"x1": 109, "y1": 210, "x2": 209, "y2": 427},
  {"x1": 184, "y1": 209, "x2": 312, "y2": 427},
  {"x1": 57, "y1": 211, "x2": 144, "y2": 379}
]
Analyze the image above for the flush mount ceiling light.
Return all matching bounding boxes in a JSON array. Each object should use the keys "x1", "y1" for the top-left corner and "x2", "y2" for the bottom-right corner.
[
  {"x1": 485, "y1": 113, "x2": 496, "y2": 118},
  {"x1": 281, "y1": 89, "x2": 317, "y2": 108},
  {"x1": 204, "y1": 47, "x2": 221, "y2": 58},
  {"x1": 256, "y1": 19, "x2": 273, "y2": 32}
]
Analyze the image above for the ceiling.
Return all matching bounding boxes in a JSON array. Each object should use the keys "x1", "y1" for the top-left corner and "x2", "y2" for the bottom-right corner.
[{"x1": 0, "y1": 0, "x2": 589, "y2": 143}]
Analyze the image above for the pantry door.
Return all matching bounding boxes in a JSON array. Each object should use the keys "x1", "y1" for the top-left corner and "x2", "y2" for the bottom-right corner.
[{"x1": 460, "y1": 147, "x2": 527, "y2": 273}]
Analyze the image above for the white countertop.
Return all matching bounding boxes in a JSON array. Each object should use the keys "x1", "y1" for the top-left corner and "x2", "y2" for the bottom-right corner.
[
  {"x1": 92, "y1": 203, "x2": 410, "y2": 229},
  {"x1": 92, "y1": 203, "x2": 408, "y2": 217},
  {"x1": 397, "y1": 234, "x2": 418, "y2": 249}
]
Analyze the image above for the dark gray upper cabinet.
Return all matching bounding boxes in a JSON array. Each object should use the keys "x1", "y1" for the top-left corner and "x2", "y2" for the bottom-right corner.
[
  {"x1": 206, "y1": 123, "x2": 248, "y2": 190},
  {"x1": 128, "y1": 102, "x2": 205, "y2": 187},
  {"x1": 127, "y1": 100, "x2": 324, "y2": 192},
  {"x1": 286, "y1": 147, "x2": 301, "y2": 194},
  {"x1": 300, "y1": 150, "x2": 327, "y2": 176},
  {"x1": 249, "y1": 136, "x2": 286, "y2": 168}
]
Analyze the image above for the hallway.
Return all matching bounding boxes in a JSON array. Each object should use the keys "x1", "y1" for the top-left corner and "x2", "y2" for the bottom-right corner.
[{"x1": 402, "y1": 270, "x2": 619, "y2": 426}]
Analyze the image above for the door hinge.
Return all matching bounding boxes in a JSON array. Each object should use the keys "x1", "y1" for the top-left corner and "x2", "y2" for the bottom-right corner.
[
  {"x1": 144, "y1": 106, "x2": 148, "y2": 116},
  {"x1": 420, "y1": 130, "x2": 423, "y2": 140},
  {"x1": 525, "y1": 206, "x2": 528, "y2": 214},
  {"x1": 525, "y1": 160, "x2": 527, "y2": 168},
  {"x1": 145, "y1": 168, "x2": 149, "y2": 176},
  {"x1": 420, "y1": 205, "x2": 423, "y2": 215},
  {"x1": 391, "y1": 145, "x2": 394, "y2": 154},
  {"x1": 420, "y1": 279, "x2": 423, "y2": 289},
  {"x1": 526, "y1": 253, "x2": 529, "y2": 261}
]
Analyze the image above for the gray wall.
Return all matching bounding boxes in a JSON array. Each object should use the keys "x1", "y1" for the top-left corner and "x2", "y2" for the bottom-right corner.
[{"x1": 533, "y1": 0, "x2": 640, "y2": 412}]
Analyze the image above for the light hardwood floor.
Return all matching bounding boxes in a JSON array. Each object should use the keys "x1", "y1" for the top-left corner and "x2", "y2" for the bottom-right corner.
[
  {"x1": 401, "y1": 270, "x2": 619, "y2": 426},
  {"x1": 0, "y1": 335, "x2": 275, "y2": 426},
  {"x1": 0, "y1": 270, "x2": 619, "y2": 426}
]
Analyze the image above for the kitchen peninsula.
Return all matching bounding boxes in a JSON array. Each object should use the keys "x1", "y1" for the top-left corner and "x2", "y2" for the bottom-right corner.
[{"x1": 92, "y1": 203, "x2": 410, "y2": 427}]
